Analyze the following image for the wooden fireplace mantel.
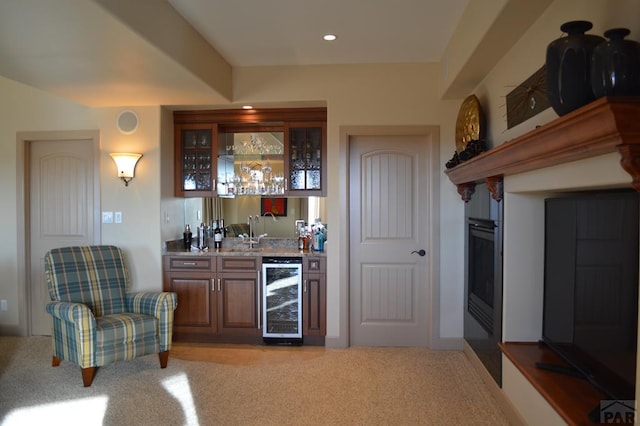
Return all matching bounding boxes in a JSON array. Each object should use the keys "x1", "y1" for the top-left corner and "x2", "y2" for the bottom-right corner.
[{"x1": 445, "y1": 97, "x2": 640, "y2": 202}]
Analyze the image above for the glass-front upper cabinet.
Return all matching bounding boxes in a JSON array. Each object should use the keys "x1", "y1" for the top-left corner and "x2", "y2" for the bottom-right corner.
[
  {"x1": 173, "y1": 108, "x2": 326, "y2": 198},
  {"x1": 175, "y1": 123, "x2": 218, "y2": 197},
  {"x1": 217, "y1": 131, "x2": 285, "y2": 196},
  {"x1": 285, "y1": 122, "x2": 326, "y2": 196}
]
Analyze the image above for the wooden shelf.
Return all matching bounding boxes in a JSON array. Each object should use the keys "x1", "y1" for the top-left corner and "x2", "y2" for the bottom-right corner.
[
  {"x1": 445, "y1": 97, "x2": 640, "y2": 201},
  {"x1": 500, "y1": 342, "x2": 607, "y2": 425}
]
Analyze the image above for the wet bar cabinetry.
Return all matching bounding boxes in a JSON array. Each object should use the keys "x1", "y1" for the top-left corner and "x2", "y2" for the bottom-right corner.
[
  {"x1": 163, "y1": 256, "x2": 217, "y2": 337},
  {"x1": 174, "y1": 123, "x2": 217, "y2": 197},
  {"x1": 163, "y1": 255, "x2": 262, "y2": 343},
  {"x1": 163, "y1": 253, "x2": 327, "y2": 345},
  {"x1": 216, "y1": 256, "x2": 262, "y2": 336},
  {"x1": 285, "y1": 122, "x2": 327, "y2": 196},
  {"x1": 174, "y1": 108, "x2": 327, "y2": 197},
  {"x1": 302, "y1": 257, "x2": 326, "y2": 345}
]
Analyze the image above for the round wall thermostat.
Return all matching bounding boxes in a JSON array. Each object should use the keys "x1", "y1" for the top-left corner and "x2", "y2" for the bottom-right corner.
[{"x1": 116, "y1": 110, "x2": 139, "y2": 134}]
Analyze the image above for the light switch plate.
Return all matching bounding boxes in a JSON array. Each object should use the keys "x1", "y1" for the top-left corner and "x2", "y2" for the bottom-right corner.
[
  {"x1": 102, "y1": 211, "x2": 113, "y2": 223},
  {"x1": 115, "y1": 211, "x2": 122, "y2": 223}
]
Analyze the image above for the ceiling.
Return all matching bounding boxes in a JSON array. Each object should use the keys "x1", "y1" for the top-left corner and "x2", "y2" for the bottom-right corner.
[
  {"x1": 0, "y1": 0, "x2": 470, "y2": 107},
  {"x1": 166, "y1": 0, "x2": 470, "y2": 67}
]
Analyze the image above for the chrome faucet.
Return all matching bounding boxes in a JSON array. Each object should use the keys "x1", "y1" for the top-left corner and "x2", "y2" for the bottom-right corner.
[
  {"x1": 262, "y1": 211, "x2": 278, "y2": 234},
  {"x1": 263, "y1": 212, "x2": 277, "y2": 220},
  {"x1": 246, "y1": 215, "x2": 267, "y2": 249}
]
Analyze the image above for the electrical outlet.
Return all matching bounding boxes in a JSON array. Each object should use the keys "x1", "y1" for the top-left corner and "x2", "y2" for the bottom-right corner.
[
  {"x1": 102, "y1": 211, "x2": 113, "y2": 224},
  {"x1": 114, "y1": 211, "x2": 122, "y2": 223},
  {"x1": 0, "y1": 300, "x2": 7, "y2": 311}
]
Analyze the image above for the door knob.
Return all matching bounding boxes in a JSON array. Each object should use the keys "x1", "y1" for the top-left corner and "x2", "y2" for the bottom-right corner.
[{"x1": 412, "y1": 249, "x2": 426, "y2": 257}]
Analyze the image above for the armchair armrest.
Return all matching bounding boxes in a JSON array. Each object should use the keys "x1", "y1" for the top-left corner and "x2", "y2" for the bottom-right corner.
[
  {"x1": 46, "y1": 301, "x2": 96, "y2": 328},
  {"x1": 126, "y1": 292, "x2": 178, "y2": 351},
  {"x1": 126, "y1": 292, "x2": 177, "y2": 317},
  {"x1": 46, "y1": 301, "x2": 97, "y2": 368}
]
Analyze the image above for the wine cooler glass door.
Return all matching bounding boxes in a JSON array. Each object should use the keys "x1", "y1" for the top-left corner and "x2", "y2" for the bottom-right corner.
[{"x1": 262, "y1": 258, "x2": 302, "y2": 339}]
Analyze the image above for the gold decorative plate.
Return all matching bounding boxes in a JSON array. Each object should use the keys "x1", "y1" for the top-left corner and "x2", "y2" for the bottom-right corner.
[{"x1": 455, "y1": 95, "x2": 484, "y2": 153}]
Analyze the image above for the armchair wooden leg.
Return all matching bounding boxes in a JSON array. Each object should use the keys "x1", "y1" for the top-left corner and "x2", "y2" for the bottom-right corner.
[
  {"x1": 81, "y1": 367, "x2": 96, "y2": 387},
  {"x1": 52, "y1": 356, "x2": 61, "y2": 367},
  {"x1": 159, "y1": 350, "x2": 169, "y2": 368}
]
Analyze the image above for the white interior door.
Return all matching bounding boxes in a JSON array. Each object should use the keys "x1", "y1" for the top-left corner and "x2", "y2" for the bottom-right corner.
[
  {"x1": 349, "y1": 134, "x2": 430, "y2": 346},
  {"x1": 29, "y1": 138, "x2": 97, "y2": 336}
]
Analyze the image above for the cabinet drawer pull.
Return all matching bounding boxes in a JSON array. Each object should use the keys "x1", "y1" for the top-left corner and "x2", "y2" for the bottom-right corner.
[
  {"x1": 303, "y1": 279, "x2": 307, "y2": 293},
  {"x1": 182, "y1": 262, "x2": 197, "y2": 266}
]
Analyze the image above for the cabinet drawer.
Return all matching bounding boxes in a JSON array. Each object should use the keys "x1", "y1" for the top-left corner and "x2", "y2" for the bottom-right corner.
[
  {"x1": 304, "y1": 257, "x2": 326, "y2": 273},
  {"x1": 218, "y1": 256, "x2": 260, "y2": 272},
  {"x1": 166, "y1": 256, "x2": 213, "y2": 271}
]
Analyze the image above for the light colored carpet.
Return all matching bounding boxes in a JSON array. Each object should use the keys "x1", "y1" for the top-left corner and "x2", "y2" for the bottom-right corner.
[{"x1": 0, "y1": 336, "x2": 509, "y2": 425}]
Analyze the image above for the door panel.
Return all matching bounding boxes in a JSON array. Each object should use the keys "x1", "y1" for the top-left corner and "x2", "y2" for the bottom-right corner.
[
  {"x1": 219, "y1": 273, "x2": 259, "y2": 333},
  {"x1": 167, "y1": 273, "x2": 216, "y2": 330},
  {"x1": 349, "y1": 135, "x2": 430, "y2": 346},
  {"x1": 29, "y1": 138, "x2": 97, "y2": 336},
  {"x1": 361, "y1": 264, "x2": 414, "y2": 322}
]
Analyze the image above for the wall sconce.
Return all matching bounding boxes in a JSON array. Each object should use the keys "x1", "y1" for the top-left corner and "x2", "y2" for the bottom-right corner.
[{"x1": 110, "y1": 153, "x2": 142, "y2": 187}]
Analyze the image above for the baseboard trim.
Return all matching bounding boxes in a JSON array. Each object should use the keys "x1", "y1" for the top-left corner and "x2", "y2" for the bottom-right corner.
[
  {"x1": 430, "y1": 337, "x2": 463, "y2": 350},
  {"x1": 324, "y1": 336, "x2": 464, "y2": 350},
  {"x1": 0, "y1": 325, "x2": 27, "y2": 336},
  {"x1": 324, "y1": 336, "x2": 348, "y2": 348}
]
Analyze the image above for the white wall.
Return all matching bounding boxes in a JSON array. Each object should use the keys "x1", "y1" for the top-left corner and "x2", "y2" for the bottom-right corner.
[
  {"x1": 0, "y1": 77, "x2": 95, "y2": 333},
  {"x1": 234, "y1": 63, "x2": 462, "y2": 345},
  {"x1": 471, "y1": 0, "x2": 640, "y2": 338},
  {"x1": 91, "y1": 106, "x2": 164, "y2": 292},
  {"x1": 468, "y1": 0, "x2": 640, "y2": 421},
  {"x1": 0, "y1": 77, "x2": 167, "y2": 334},
  {"x1": 475, "y1": 0, "x2": 640, "y2": 148},
  {"x1": 0, "y1": 63, "x2": 465, "y2": 348},
  {"x1": 4, "y1": 0, "x2": 637, "y2": 358}
]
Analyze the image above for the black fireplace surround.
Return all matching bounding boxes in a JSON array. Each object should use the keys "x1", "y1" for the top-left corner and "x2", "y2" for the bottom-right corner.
[{"x1": 464, "y1": 183, "x2": 504, "y2": 386}]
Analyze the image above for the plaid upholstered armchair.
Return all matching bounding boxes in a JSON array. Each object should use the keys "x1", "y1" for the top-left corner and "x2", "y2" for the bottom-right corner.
[{"x1": 44, "y1": 245, "x2": 178, "y2": 387}]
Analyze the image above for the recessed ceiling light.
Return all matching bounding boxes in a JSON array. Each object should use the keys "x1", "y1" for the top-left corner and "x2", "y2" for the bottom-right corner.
[
  {"x1": 242, "y1": 105, "x2": 253, "y2": 109},
  {"x1": 323, "y1": 34, "x2": 337, "y2": 41}
]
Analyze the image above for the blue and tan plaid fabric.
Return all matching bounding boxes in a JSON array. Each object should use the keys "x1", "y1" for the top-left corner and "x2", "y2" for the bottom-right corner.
[
  {"x1": 127, "y1": 292, "x2": 177, "y2": 351},
  {"x1": 45, "y1": 246, "x2": 127, "y2": 316},
  {"x1": 44, "y1": 245, "x2": 177, "y2": 369}
]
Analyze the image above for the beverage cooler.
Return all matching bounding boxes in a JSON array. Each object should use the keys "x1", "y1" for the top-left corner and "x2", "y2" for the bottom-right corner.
[{"x1": 262, "y1": 257, "x2": 303, "y2": 344}]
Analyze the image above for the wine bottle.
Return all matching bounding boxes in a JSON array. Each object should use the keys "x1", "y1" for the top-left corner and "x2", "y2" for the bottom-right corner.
[{"x1": 213, "y1": 219, "x2": 223, "y2": 249}]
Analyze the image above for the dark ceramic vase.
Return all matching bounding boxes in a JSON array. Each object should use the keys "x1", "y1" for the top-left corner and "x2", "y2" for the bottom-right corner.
[
  {"x1": 591, "y1": 28, "x2": 640, "y2": 98},
  {"x1": 546, "y1": 21, "x2": 604, "y2": 116}
]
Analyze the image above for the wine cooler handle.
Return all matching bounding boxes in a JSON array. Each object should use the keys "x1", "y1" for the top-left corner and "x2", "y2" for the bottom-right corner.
[
  {"x1": 257, "y1": 271, "x2": 261, "y2": 329},
  {"x1": 284, "y1": 178, "x2": 288, "y2": 191}
]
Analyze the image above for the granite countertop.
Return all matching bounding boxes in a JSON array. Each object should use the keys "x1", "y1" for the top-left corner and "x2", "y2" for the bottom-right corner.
[{"x1": 163, "y1": 237, "x2": 326, "y2": 257}]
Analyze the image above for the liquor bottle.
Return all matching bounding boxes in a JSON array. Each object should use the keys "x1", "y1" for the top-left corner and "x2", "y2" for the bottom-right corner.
[
  {"x1": 213, "y1": 220, "x2": 223, "y2": 249},
  {"x1": 219, "y1": 218, "x2": 226, "y2": 238},
  {"x1": 183, "y1": 224, "x2": 192, "y2": 249},
  {"x1": 197, "y1": 223, "x2": 206, "y2": 250}
]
